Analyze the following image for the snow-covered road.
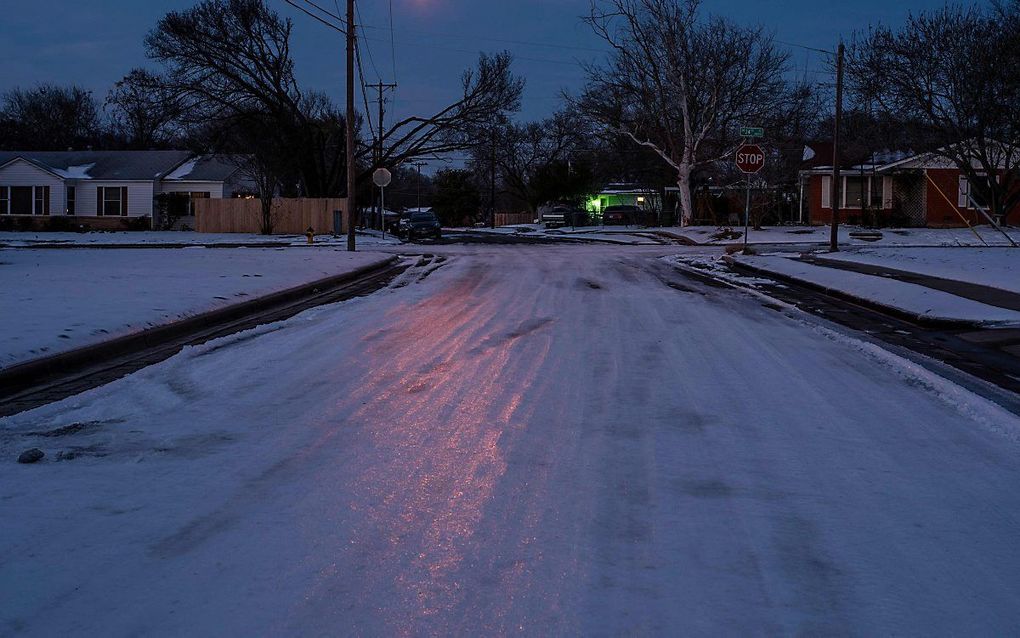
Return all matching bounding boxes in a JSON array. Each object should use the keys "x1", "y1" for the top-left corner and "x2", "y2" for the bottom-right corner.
[{"x1": 3, "y1": 245, "x2": 1020, "y2": 635}]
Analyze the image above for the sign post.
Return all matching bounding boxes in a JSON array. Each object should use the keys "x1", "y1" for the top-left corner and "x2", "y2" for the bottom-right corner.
[
  {"x1": 373, "y1": 168, "x2": 392, "y2": 239},
  {"x1": 735, "y1": 141, "x2": 766, "y2": 253}
]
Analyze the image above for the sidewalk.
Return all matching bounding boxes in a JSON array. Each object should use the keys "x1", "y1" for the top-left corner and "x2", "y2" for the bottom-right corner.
[
  {"x1": 806, "y1": 255, "x2": 1020, "y2": 312},
  {"x1": 727, "y1": 253, "x2": 1020, "y2": 327}
]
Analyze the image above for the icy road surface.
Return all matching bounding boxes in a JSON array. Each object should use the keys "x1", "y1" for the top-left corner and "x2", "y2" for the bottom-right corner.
[{"x1": 3, "y1": 245, "x2": 1020, "y2": 636}]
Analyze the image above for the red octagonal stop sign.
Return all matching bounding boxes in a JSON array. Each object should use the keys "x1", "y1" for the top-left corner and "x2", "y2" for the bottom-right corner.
[{"x1": 735, "y1": 144, "x2": 766, "y2": 174}]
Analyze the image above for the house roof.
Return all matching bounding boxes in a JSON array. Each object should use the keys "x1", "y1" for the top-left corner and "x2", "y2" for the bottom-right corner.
[
  {"x1": 0, "y1": 150, "x2": 193, "y2": 181},
  {"x1": 163, "y1": 154, "x2": 249, "y2": 182}
]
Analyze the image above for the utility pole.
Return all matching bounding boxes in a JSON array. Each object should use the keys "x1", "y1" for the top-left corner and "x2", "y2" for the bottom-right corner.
[
  {"x1": 412, "y1": 161, "x2": 427, "y2": 212},
  {"x1": 371, "y1": 81, "x2": 397, "y2": 230},
  {"x1": 345, "y1": 0, "x2": 357, "y2": 252},
  {"x1": 829, "y1": 41, "x2": 845, "y2": 253},
  {"x1": 489, "y1": 125, "x2": 497, "y2": 229}
]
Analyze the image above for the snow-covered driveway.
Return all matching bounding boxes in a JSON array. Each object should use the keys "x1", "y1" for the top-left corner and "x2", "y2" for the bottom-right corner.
[{"x1": 3, "y1": 245, "x2": 1020, "y2": 635}]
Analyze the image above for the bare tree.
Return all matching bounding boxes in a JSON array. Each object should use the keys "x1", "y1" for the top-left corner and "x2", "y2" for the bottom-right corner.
[
  {"x1": 473, "y1": 109, "x2": 591, "y2": 213},
  {"x1": 105, "y1": 70, "x2": 185, "y2": 149},
  {"x1": 376, "y1": 53, "x2": 524, "y2": 173},
  {"x1": 0, "y1": 85, "x2": 102, "y2": 150},
  {"x1": 128, "y1": 0, "x2": 521, "y2": 197},
  {"x1": 847, "y1": 3, "x2": 1020, "y2": 218},
  {"x1": 578, "y1": 0, "x2": 791, "y2": 225}
]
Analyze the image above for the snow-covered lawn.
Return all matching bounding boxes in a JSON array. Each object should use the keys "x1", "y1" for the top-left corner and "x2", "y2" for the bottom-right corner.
[
  {"x1": 3, "y1": 245, "x2": 1020, "y2": 634},
  {"x1": 731, "y1": 254, "x2": 1020, "y2": 325},
  {"x1": 0, "y1": 248, "x2": 392, "y2": 368},
  {"x1": 0, "y1": 230, "x2": 402, "y2": 248},
  {"x1": 822, "y1": 246, "x2": 1020, "y2": 295}
]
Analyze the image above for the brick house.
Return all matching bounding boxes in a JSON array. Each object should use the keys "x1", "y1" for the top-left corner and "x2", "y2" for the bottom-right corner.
[{"x1": 800, "y1": 145, "x2": 1016, "y2": 228}]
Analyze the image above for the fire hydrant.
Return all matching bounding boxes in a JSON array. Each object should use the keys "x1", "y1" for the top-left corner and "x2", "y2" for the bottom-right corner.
[{"x1": 305, "y1": 226, "x2": 315, "y2": 245}]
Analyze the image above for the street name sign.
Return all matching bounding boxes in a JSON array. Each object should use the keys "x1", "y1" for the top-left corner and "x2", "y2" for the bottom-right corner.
[{"x1": 740, "y1": 126, "x2": 765, "y2": 138}]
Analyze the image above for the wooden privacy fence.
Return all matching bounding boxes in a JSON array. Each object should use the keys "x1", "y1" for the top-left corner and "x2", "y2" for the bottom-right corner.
[
  {"x1": 196, "y1": 198, "x2": 347, "y2": 234},
  {"x1": 494, "y1": 212, "x2": 536, "y2": 226}
]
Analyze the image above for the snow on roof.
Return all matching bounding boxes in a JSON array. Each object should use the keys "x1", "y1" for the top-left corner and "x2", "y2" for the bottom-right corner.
[
  {"x1": 165, "y1": 158, "x2": 198, "y2": 181},
  {"x1": 0, "y1": 150, "x2": 192, "y2": 180},
  {"x1": 53, "y1": 163, "x2": 95, "y2": 179}
]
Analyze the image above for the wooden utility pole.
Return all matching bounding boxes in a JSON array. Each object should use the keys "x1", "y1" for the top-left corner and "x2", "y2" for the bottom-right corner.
[
  {"x1": 412, "y1": 161, "x2": 427, "y2": 212},
  {"x1": 489, "y1": 126, "x2": 497, "y2": 229},
  {"x1": 371, "y1": 81, "x2": 397, "y2": 230},
  {"x1": 829, "y1": 42, "x2": 845, "y2": 253},
  {"x1": 345, "y1": 0, "x2": 357, "y2": 252}
]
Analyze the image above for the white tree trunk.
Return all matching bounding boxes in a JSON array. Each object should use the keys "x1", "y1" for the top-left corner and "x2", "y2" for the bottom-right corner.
[{"x1": 676, "y1": 166, "x2": 694, "y2": 227}]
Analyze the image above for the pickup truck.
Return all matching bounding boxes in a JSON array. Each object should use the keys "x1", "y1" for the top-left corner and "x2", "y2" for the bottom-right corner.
[{"x1": 541, "y1": 205, "x2": 584, "y2": 228}]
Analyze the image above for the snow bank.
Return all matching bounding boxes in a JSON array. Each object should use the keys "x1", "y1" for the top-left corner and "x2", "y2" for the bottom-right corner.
[
  {"x1": 0, "y1": 248, "x2": 392, "y2": 368},
  {"x1": 0, "y1": 231, "x2": 403, "y2": 248}
]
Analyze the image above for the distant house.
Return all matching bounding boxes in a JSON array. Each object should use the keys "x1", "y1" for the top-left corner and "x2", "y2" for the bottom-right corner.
[
  {"x1": 585, "y1": 184, "x2": 661, "y2": 217},
  {"x1": 800, "y1": 144, "x2": 1017, "y2": 228},
  {"x1": 0, "y1": 150, "x2": 252, "y2": 230}
]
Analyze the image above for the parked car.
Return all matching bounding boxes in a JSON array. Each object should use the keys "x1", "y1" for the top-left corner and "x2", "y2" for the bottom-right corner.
[
  {"x1": 541, "y1": 205, "x2": 586, "y2": 228},
  {"x1": 538, "y1": 205, "x2": 579, "y2": 227},
  {"x1": 383, "y1": 210, "x2": 404, "y2": 234},
  {"x1": 602, "y1": 204, "x2": 642, "y2": 226},
  {"x1": 407, "y1": 212, "x2": 442, "y2": 241}
]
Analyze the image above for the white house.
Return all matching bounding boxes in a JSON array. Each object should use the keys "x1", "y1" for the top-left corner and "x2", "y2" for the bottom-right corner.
[{"x1": 0, "y1": 150, "x2": 252, "y2": 229}]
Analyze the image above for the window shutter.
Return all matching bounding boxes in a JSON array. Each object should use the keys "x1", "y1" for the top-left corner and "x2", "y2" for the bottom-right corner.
[
  {"x1": 43, "y1": 186, "x2": 50, "y2": 216},
  {"x1": 97, "y1": 187, "x2": 104, "y2": 216},
  {"x1": 821, "y1": 175, "x2": 831, "y2": 209},
  {"x1": 121, "y1": 187, "x2": 128, "y2": 216},
  {"x1": 882, "y1": 177, "x2": 893, "y2": 209},
  {"x1": 958, "y1": 176, "x2": 969, "y2": 209}
]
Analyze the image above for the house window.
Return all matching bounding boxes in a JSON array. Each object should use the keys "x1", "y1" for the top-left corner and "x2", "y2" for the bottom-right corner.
[
  {"x1": 870, "y1": 177, "x2": 884, "y2": 208},
  {"x1": 0, "y1": 187, "x2": 7, "y2": 215},
  {"x1": 844, "y1": 177, "x2": 866, "y2": 209},
  {"x1": 67, "y1": 186, "x2": 76, "y2": 215},
  {"x1": 98, "y1": 186, "x2": 128, "y2": 216},
  {"x1": 34, "y1": 186, "x2": 50, "y2": 215},
  {"x1": 960, "y1": 174, "x2": 993, "y2": 210},
  {"x1": 9, "y1": 186, "x2": 32, "y2": 215},
  {"x1": 839, "y1": 176, "x2": 888, "y2": 209}
]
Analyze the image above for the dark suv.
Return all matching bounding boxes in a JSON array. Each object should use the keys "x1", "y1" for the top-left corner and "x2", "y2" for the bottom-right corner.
[
  {"x1": 407, "y1": 212, "x2": 442, "y2": 241},
  {"x1": 602, "y1": 205, "x2": 642, "y2": 226}
]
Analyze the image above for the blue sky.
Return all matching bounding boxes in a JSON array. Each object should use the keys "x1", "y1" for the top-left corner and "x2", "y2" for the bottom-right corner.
[{"x1": 0, "y1": 0, "x2": 967, "y2": 124}]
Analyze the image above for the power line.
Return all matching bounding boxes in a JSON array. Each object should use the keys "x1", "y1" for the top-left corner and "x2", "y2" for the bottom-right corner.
[
  {"x1": 358, "y1": 23, "x2": 608, "y2": 54},
  {"x1": 358, "y1": 35, "x2": 585, "y2": 67},
  {"x1": 387, "y1": 0, "x2": 398, "y2": 85},
  {"x1": 354, "y1": 2, "x2": 383, "y2": 82},
  {"x1": 283, "y1": 0, "x2": 344, "y2": 34},
  {"x1": 775, "y1": 39, "x2": 835, "y2": 56},
  {"x1": 355, "y1": 38, "x2": 377, "y2": 142}
]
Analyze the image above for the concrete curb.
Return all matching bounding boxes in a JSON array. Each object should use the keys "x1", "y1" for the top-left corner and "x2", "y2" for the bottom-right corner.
[
  {"x1": 0, "y1": 256, "x2": 400, "y2": 396},
  {"x1": 723, "y1": 255, "x2": 989, "y2": 330}
]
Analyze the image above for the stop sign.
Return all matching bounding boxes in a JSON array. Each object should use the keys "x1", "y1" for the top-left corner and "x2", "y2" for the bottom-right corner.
[
  {"x1": 372, "y1": 168, "x2": 392, "y2": 188},
  {"x1": 735, "y1": 144, "x2": 766, "y2": 174}
]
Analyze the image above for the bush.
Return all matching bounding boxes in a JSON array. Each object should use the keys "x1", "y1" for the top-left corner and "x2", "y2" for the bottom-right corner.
[
  {"x1": 124, "y1": 216, "x2": 153, "y2": 231},
  {"x1": 45, "y1": 216, "x2": 74, "y2": 232}
]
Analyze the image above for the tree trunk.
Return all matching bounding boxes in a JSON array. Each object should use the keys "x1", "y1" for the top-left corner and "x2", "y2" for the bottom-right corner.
[
  {"x1": 259, "y1": 197, "x2": 274, "y2": 235},
  {"x1": 676, "y1": 166, "x2": 694, "y2": 227}
]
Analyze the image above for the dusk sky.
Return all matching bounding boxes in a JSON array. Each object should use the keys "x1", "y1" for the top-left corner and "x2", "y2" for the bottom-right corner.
[{"x1": 1, "y1": 0, "x2": 967, "y2": 128}]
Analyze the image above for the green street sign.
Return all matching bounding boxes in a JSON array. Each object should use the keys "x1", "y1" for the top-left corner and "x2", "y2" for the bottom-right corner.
[{"x1": 740, "y1": 127, "x2": 765, "y2": 138}]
